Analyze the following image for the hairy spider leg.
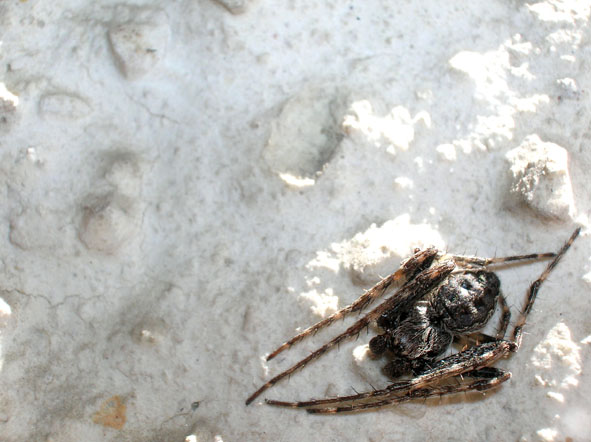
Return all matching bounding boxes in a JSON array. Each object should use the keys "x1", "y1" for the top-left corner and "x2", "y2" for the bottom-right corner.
[
  {"x1": 265, "y1": 379, "x2": 412, "y2": 408},
  {"x1": 264, "y1": 228, "x2": 580, "y2": 411},
  {"x1": 266, "y1": 341, "x2": 515, "y2": 409},
  {"x1": 456, "y1": 332, "x2": 497, "y2": 347},
  {"x1": 305, "y1": 368, "x2": 511, "y2": 414},
  {"x1": 245, "y1": 261, "x2": 455, "y2": 405},
  {"x1": 495, "y1": 292, "x2": 511, "y2": 339},
  {"x1": 266, "y1": 248, "x2": 439, "y2": 361},
  {"x1": 451, "y1": 252, "x2": 556, "y2": 267},
  {"x1": 511, "y1": 227, "x2": 581, "y2": 348}
]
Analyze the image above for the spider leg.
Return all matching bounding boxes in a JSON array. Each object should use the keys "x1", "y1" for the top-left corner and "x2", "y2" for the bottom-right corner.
[
  {"x1": 511, "y1": 227, "x2": 580, "y2": 348},
  {"x1": 464, "y1": 366, "x2": 507, "y2": 379},
  {"x1": 265, "y1": 339, "x2": 515, "y2": 408},
  {"x1": 455, "y1": 332, "x2": 497, "y2": 347},
  {"x1": 245, "y1": 260, "x2": 455, "y2": 405},
  {"x1": 266, "y1": 248, "x2": 439, "y2": 361},
  {"x1": 495, "y1": 291, "x2": 511, "y2": 339},
  {"x1": 306, "y1": 368, "x2": 511, "y2": 414},
  {"x1": 451, "y1": 252, "x2": 556, "y2": 267},
  {"x1": 265, "y1": 379, "x2": 411, "y2": 409}
]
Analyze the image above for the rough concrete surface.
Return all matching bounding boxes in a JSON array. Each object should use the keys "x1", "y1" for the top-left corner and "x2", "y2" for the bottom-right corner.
[{"x1": 0, "y1": 1, "x2": 590, "y2": 441}]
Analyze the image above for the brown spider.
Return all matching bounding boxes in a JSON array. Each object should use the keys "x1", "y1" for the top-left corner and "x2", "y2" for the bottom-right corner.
[{"x1": 245, "y1": 228, "x2": 581, "y2": 413}]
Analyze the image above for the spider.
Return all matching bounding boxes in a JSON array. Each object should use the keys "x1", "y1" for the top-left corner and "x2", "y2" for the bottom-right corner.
[{"x1": 245, "y1": 228, "x2": 581, "y2": 413}]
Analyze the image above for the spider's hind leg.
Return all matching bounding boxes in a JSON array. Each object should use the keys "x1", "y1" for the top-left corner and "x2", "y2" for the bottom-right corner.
[
  {"x1": 305, "y1": 367, "x2": 511, "y2": 414},
  {"x1": 266, "y1": 339, "x2": 516, "y2": 410}
]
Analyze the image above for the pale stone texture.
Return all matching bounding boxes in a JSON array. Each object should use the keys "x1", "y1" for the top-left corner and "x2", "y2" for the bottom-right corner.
[
  {"x1": 506, "y1": 135, "x2": 576, "y2": 221},
  {"x1": 263, "y1": 85, "x2": 345, "y2": 185},
  {"x1": 38, "y1": 93, "x2": 92, "y2": 120},
  {"x1": 213, "y1": 0, "x2": 249, "y2": 14},
  {"x1": 0, "y1": 1, "x2": 589, "y2": 441},
  {"x1": 108, "y1": 8, "x2": 170, "y2": 80}
]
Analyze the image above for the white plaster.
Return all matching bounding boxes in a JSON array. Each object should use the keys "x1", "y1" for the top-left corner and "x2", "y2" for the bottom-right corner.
[
  {"x1": 0, "y1": 1, "x2": 589, "y2": 441},
  {"x1": 107, "y1": 8, "x2": 170, "y2": 80}
]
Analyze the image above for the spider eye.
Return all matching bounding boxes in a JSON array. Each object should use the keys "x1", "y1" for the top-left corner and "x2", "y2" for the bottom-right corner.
[{"x1": 460, "y1": 279, "x2": 472, "y2": 290}]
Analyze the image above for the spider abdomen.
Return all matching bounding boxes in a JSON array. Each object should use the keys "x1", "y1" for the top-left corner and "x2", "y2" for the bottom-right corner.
[
  {"x1": 370, "y1": 303, "x2": 452, "y2": 365},
  {"x1": 391, "y1": 305, "x2": 452, "y2": 359}
]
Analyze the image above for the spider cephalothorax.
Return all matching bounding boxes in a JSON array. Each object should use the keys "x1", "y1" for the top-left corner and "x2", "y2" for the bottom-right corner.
[
  {"x1": 433, "y1": 271, "x2": 501, "y2": 333},
  {"x1": 246, "y1": 228, "x2": 580, "y2": 413}
]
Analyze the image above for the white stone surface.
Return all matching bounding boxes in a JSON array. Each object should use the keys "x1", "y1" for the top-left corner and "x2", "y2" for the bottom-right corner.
[
  {"x1": 38, "y1": 93, "x2": 92, "y2": 120},
  {"x1": 506, "y1": 135, "x2": 576, "y2": 221},
  {"x1": 0, "y1": 1, "x2": 589, "y2": 441},
  {"x1": 263, "y1": 84, "x2": 345, "y2": 185},
  {"x1": 213, "y1": 0, "x2": 249, "y2": 15},
  {"x1": 107, "y1": 8, "x2": 170, "y2": 80}
]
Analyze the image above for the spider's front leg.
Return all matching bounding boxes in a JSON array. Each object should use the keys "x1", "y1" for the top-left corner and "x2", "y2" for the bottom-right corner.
[{"x1": 266, "y1": 248, "x2": 439, "y2": 361}]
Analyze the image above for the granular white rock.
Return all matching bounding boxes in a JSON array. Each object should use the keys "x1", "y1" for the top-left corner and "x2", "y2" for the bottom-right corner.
[
  {"x1": 531, "y1": 322, "x2": 582, "y2": 389},
  {"x1": 319, "y1": 215, "x2": 445, "y2": 285},
  {"x1": 506, "y1": 135, "x2": 575, "y2": 221},
  {"x1": 436, "y1": 143, "x2": 457, "y2": 161},
  {"x1": 342, "y1": 100, "x2": 428, "y2": 155}
]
